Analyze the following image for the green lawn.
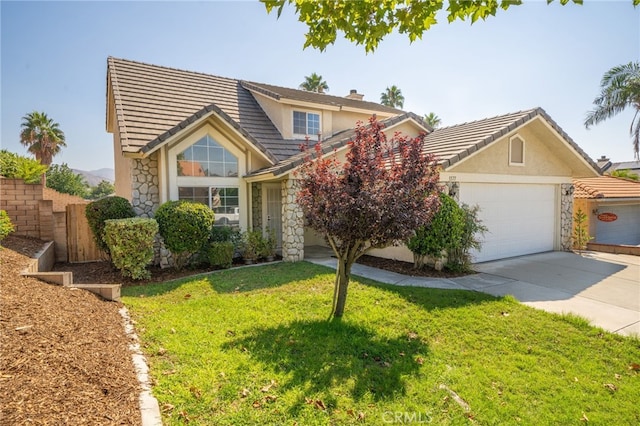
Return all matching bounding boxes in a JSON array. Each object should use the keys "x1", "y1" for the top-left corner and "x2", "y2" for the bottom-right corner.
[{"x1": 122, "y1": 262, "x2": 640, "y2": 425}]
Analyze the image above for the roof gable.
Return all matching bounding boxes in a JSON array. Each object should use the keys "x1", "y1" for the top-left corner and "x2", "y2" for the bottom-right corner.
[
  {"x1": 106, "y1": 57, "x2": 290, "y2": 162},
  {"x1": 424, "y1": 108, "x2": 599, "y2": 175},
  {"x1": 247, "y1": 113, "x2": 429, "y2": 178}
]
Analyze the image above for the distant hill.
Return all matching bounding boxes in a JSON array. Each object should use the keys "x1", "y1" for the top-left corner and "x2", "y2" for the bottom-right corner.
[{"x1": 73, "y1": 168, "x2": 115, "y2": 187}]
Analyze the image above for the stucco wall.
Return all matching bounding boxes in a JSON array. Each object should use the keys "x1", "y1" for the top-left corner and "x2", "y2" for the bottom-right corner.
[{"x1": 450, "y1": 129, "x2": 572, "y2": 176}]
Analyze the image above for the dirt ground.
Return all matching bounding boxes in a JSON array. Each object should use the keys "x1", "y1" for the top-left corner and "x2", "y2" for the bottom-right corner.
[{"x1": 0, "y1": 234, "x2": 141, "y2": 425}]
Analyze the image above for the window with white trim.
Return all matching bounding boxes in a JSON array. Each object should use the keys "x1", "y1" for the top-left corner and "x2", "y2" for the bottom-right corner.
[
  {"x1": 178, "y1": 186, "x2": 240, "y2": 227},
  {"x1": 176, "y1": 134, "x2": 238, "y2": 177},
  {"x1": 509, "y1": 135, "x2": 525, "y2": 166},
  {"x1": 293, "y1": 111, "x2": 320, "y2": 136}
]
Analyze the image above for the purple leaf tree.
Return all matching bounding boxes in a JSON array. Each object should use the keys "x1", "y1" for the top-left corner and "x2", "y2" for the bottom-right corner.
[{"x1": 297, "y1": 116, "x2": 441, "y2": 318}]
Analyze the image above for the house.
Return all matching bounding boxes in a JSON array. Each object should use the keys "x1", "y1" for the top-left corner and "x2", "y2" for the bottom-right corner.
[
  {"x1": 573, "y1": 176, "x2": 640, "y2": 247},
  {"x1": 106, "y1": 57, "x2": 600, "y2": 265},
  {"x1": 597, "y1": 155, "x2": 640, "y2": 176}
]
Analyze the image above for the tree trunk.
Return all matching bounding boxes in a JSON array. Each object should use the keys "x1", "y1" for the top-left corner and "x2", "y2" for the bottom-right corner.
[{"x1": 332, "y1": 256, "x2": 352, "y2": 318}]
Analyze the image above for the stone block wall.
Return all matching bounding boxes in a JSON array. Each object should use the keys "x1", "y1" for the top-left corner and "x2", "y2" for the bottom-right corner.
[
  {"x1": 560, "y1": 183, "x2": 574, "y2": 251},
  {"x1": 0, "y1": 177, "x2": 54, "y2": 241},
  {"x1": 281, "y1": 179, "x2": 304, "y2": 261},
  {"x1": 131, "y1": 155, "x2": 160, "y2": 218},
  {"x1": 252, "y1": 183, "x2": 262, "y2": 230}
]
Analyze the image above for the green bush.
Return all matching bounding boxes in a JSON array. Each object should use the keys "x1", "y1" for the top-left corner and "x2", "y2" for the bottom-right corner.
[
  {"x1": 240, "y1": 229, "x2": 266, "y2": 262},
  {"x1": 85, "y1": 196, "x2": 136, "y2": 256},
  {"x1": 103, "y1": 218, "x2": 158, "y2": 280},
  {"x1": 446, "y1": 203, "x2": 488, "y2": 272},
  {"x1": 155, "y1": 200, "x2": 215, "y2": 269},
  {"x1": 0, "y1": 149, "x2": 47, "y2": 184},
  {"x1": 408, "y1": 193, "x2": 464, "y2": 270},
  {"x1": 207, "y1": 241, "x2": 235, "y2": 269},
  {"x1": 0, "y1": 210, "x2": 15, "y2": 244}
]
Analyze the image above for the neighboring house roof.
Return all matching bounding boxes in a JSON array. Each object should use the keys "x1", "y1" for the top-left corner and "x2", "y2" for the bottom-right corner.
[
  {"x1": 596, "y1": 155, "x2": 612, "y2": 172},
  {"x1": 606, "y1": 160, "x2": 640, "y2": 173},
  {"x1": 423, "y1": 108, "x2": 600, "y2": 170},
  {"x1": 573, "y1": 176, "x2": 640, "y2": 199},
  {"x1": 240, "y1": 81, "x2": 402, "y2": 114},
  {"x1": 177, "y1": 160, "x2": 206, "y2": 177},
  {"x1": 43, "y1": 187, "x2": 88, "y2": 212}
]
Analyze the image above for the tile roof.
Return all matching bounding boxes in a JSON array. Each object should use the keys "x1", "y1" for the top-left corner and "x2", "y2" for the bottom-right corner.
[
  {"x1": 423, "y1": 107, "x2": 599, "y2": 170},
  {"x1": 573, "y1": 176, "x2": 640, "y2": 199},
  {"x1": 240, "y1": 81, "x2": 402, "y2": 114},
  {"x1": 247, "y1": 112, "x2": 429, "y2": 177},
  {"x1": 607, "y1": 161, "x2": 640, "y2": 172},
  {"x1": 107, "y1": 57, "x2": 292, "y2": 162}
]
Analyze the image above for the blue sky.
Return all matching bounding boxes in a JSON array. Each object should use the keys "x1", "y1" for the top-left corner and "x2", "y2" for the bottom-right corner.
[{"x1": 1, "y1": 1, "x2": 638, "y2": 171}]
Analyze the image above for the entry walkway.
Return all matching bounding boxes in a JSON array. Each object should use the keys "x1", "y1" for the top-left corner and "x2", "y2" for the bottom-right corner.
[{"x1": 305, "y1": 247, "x2": 640, "y2": 337}]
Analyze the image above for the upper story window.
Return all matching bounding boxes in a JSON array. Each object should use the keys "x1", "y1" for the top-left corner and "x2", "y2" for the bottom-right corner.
[
  {"x1": 293, "y1": 111, "x2": 320, "y2": 136},
  {"x1": 177, "y1": 135, "x2": 238, "y2": 177},
  {"x1": 509, "y1": 135, "x2": 525, "y2": 166}
]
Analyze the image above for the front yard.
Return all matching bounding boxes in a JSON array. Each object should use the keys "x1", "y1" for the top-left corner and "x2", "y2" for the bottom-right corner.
[{"x1": 123, "y1": 262, "x2": 640, "y2": 425}]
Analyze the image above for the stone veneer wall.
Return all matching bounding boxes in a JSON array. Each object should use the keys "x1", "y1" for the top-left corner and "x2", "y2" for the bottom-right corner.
[
  {"x1": 560, "y1": 183, "x2": 574, "y2": 251},
  {"x1": 252, "y1": 183, "x2": 262, "y2": 230},
  {"x1": 281, "y1": 179, "x2": 304, "y2": 261},
  {"x1": 130, "y1": 155, "x2": 160, "y2": 218}
]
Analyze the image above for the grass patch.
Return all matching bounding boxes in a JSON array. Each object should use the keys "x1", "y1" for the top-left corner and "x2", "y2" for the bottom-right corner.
[{"x1": 123, "y1": 262, "x2": 640, "y2": 425}]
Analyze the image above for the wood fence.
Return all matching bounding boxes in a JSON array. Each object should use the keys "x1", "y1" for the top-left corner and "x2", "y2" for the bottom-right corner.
[{"x1": 66, "y1": 204, "x2": 106, "y2": 263}]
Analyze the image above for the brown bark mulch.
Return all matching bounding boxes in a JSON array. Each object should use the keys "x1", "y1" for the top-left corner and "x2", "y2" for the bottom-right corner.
[{"x1": 0, "y1": 234, "x2": 141, "y2": 425}]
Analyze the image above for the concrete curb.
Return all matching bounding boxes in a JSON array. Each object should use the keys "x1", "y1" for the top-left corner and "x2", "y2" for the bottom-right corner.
[{"x1": 119, "y1": 307, "x2": 163, "y2": 426}]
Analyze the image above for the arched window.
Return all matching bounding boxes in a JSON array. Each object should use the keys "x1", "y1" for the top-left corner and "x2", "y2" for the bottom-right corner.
[{"x1": 176, "y1": 135, "x2": 238, "y2": 177}]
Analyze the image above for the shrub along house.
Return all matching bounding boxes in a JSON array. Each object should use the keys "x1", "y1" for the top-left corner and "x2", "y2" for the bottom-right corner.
[{"x1": 106, "y1": 57, "x2": 600, "y2": 265}]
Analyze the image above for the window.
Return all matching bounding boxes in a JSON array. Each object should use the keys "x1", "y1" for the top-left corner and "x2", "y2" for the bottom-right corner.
[
  {"x1": 178, "y1": 186, "x2": 239, "y2": 226},
  {"x1": 509, "y1": 135, "x2": 525, "y2": 165},
  {"x1": 177, "y1": 135, "x2": 238, "y2": 177},
  {"x1": 293, "y1": 111, "x2": 320, "y2": 136}
]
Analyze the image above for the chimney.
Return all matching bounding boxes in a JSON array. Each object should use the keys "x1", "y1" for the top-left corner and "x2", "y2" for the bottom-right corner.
[
  {"x1": 598, "y1": 155, "x2": 610, "y2": 162},
  {"x1": 345, "y1": 89, "x2": 364, "y2": 100}
]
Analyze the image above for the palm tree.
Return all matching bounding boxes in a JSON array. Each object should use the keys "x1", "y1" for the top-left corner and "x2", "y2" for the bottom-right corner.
[
  {"x1": 300, "y1": 73, "x2": 329, "y2": 93},
  {"x1": 380, "y1": 85, "x2": 404, "y2": 109},
  {"x1": 20, "y1": 111, "x2": 66, "y2": 165},
  {"x1": 585, "y1": 62, "x2": 640, "y2": 159},
  {"x1": 424, "y1": 112, "x2": 442, "y2": 129}
]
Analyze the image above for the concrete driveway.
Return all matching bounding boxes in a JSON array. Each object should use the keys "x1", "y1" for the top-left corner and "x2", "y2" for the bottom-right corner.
[
  {"x1": 305, "y1": 246, "x2": 639, "y2": 336},
  {"x1": 465, "y1": 251, "x2": 640, "y2": 336}
]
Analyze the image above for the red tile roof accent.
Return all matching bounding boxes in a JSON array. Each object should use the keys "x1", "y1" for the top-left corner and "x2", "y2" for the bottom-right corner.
[{"x1": 573, "y1": 176, "x2": 640, "y2": 199}]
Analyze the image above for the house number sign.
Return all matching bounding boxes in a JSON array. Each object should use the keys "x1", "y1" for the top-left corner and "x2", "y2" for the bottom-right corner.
[{"x1": 597, "y1": 212, "x2": 618, "y2": 222}]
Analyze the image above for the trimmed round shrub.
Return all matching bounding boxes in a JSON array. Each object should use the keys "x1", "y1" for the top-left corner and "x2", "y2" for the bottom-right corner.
[
  {"x1": 85, "y1": 196, "x2": 136, "y2": 255},
  {"x1": 0, "y1": 210, "x2": 15, "y2": 244},
  {"x1": 104, "y1": 218, "x2": 158, "y2": 279},
  {"x1": 155, "y1": 200, "x2": 215, "y2": 269}
]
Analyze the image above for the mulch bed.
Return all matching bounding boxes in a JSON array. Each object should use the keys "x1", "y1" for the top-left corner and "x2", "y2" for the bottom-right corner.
[
  {"x1": 356, "y1": 254, "x2": 473, "y2": 278},
  {"x1": 0, "y1": 236, "x2": 468, "y2": 425},
  {"x1": 0, "y1": 234, "x2": 141, "y2": 425},
  {"x1": 53, "y1": 252, "x2": 469, "y2": 287}
]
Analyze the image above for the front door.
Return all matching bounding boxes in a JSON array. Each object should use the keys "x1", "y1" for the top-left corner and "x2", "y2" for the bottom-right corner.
[{"x1": 262, "y1": 183, "x2": 283, "y2": 250}]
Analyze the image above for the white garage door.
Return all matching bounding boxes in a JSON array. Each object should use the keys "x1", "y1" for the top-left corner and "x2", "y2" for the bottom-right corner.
[{"x1": 459, "y1": 183, "x2": 556, "y2": 263}]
